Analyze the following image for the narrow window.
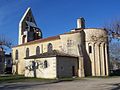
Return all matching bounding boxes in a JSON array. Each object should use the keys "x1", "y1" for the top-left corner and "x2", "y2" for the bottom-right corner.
[
  {"x1": 36, "y1": 46, "x2": 40, "y2": 55},
  {"x1": 26, "y1": 48, "x2": 29, "y2": 57},
  {"x1": 47, "y1": 43, "x2": 53, "y2": 52},
  {"x1": 22, "y1": 35, "x2": 26, "y2": 44},
  {"x1": 89, "y1": 46, "x2": 92, "y2": 53},
  {"x1": 44, "y1": 60, "x2": 48, "y2": 68},
  {"x1": 15, "y1": 50, "x2": 18, "y2": 60},
  {"x1": 32, "y1": 61, "x2": 35, "y2": 69}
]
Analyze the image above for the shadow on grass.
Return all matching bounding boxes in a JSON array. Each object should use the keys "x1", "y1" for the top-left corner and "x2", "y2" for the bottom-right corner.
[
  {"x1": 0, "y1": 76, "x2": 76, "y2": 90},
  {"x1": 0, "y1": 82, "x2": 58, "y2": 90},
  {"x1": 0, "y1": 75, "x2": 58, "y2": 84}
]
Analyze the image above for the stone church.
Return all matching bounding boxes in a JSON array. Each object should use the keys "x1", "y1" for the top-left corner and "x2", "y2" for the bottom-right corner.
[{"x1": 12, "y1": 7, "x2": 109, "y2": 78}]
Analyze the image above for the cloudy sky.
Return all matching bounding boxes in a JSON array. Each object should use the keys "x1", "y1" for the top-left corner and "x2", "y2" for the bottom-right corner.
[{"x1": 0, "y1": 0, "x2": 120, "y2": 46}]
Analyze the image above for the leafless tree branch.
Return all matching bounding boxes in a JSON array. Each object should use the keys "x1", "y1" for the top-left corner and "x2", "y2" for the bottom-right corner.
[
  {"x1": 0, "y1": 34, "x2": 12, "y2": 49},
  {"x1": 104, "y1": 19, "x2": 120, "y2": 41}
]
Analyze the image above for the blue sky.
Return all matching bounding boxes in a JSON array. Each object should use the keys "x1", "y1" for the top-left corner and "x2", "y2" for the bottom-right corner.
[{"x1": 0, "y1": 0, "x2": 120, "y2": 46}]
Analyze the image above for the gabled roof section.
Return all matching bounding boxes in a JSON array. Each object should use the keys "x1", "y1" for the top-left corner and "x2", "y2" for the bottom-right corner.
[
  {"x1": 24, "y1": 50, "x2": 78, "y2": 59},
  {"x1": 19, "y1": 7, "x2": 36, "y2": 26},
  {"x1": 12, "y1": 35, "x2": 60, "y2": 48},
  {"x1": 13, "y1": 29, "x2": 84, "y2": 48}
]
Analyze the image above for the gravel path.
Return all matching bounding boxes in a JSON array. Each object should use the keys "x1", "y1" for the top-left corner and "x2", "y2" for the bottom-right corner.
[{"x1": 0, "y1": 77, "x2": 120, "y2": 90}]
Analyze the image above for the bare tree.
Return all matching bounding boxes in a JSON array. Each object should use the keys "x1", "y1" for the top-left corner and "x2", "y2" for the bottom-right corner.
[
  {"x1": 109, "y1": 42, "x2": 120, "y2": 60},
  {"x1": 104, "y1": 19, "x2": 120, "y2": 41},
  {"x1": 0, "y1": 34, "x2": 12, "y2": 74},
  {"x1": 104, "y1": 20, "x2": 120, "y2": 70},
  {"x1": 0, "y1": 34, "x2": 12, "y2": 49}
]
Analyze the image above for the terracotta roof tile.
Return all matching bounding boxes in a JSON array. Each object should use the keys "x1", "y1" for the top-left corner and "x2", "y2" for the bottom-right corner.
[
  {"x1": 13, "y1": 35, "x2": 60, "y2": 48},
  {"x1": 12, "y1": 29, "x2": 83, "y2": 48},
  {"x1": 24, "y1": 50, "x2": 78, "y2": 59}
]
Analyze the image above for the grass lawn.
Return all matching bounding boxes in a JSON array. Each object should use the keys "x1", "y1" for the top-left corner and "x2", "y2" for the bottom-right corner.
[
  {"x1": 0, "y1": 75, "x2": 119, "y2": 84},
  {"x1": 0, "y1": 75, "x2": 78, "y2": 84},
  {"x1": 0, "y1": 75, "x2": 57, "y2": 83}
]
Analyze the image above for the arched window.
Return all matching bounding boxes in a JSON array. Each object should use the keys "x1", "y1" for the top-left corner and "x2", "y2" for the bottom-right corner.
[
  {"x1": 47, "y1": 43, "x2": 53, "y2": 52},
  {"x1": 22, "y1": 35, "x2": 26, "y2": 44},
  {"x1": 89, "y1": 46, "x2": 92, "y2": 53},
  {"x1": 32, "y1": 61, "x2": 35, "y2": 69},
  {"x1": 15, "y1": 50, "x2": 18, "y2": 60},
  {"x1": 26, "y1": 48, "x2": 29, "y2": 57},
  {"x1": 36, "y1": 46, "x2": 40, "y2": 55},
  {"x1": 44, "y1": 60, "x2": 48, "y2": 68}
]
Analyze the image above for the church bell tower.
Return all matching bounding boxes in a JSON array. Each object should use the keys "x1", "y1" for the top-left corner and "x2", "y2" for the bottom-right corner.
[{"x1": 18, "y1": 7, "x2": 42, "y2": 45}]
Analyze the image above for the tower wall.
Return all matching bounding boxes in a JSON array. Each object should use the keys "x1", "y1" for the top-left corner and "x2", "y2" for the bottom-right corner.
[
  {"x1": 19, "y1": 8, "x2": 42, "y2": 45},
  {"x1": 83, "y1": 28, "x2": 109, "y2": 76},
  {"x1": 60, "y1": 31, "x2": 85, "y2": 77}
]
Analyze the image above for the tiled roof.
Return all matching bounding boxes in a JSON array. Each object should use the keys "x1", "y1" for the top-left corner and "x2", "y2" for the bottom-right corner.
[
  {"x1": 13, "y1": 29, "x2": 84, "y2": 48},
  {"x1": 13, "y1": 35, "x2": 60, "y2": 48},
  {"x1": 24, "y1": 50, "x2": 78, "y2": 59}
]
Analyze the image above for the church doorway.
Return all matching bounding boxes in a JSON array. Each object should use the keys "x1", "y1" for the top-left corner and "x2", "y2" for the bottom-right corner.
[{"x1": 72, "y1": 66, "x2": 75, "y2": 76}]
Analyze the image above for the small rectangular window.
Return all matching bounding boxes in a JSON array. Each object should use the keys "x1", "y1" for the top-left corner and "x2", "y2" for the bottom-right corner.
[{"x1": 89, "y1": 46, "x2": 92, "y2": 53}]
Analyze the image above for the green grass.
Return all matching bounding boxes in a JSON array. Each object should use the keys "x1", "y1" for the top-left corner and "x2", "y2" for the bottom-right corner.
[
  {"x1": 0, "y1": 75, "x2": 119, "y2": 84},
  {"x1": 0, "y1": 75, "x2": 85, "y2": 83},
  {"x1": 0, "y1": 75, "x2": 56, "y2": 83}
]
